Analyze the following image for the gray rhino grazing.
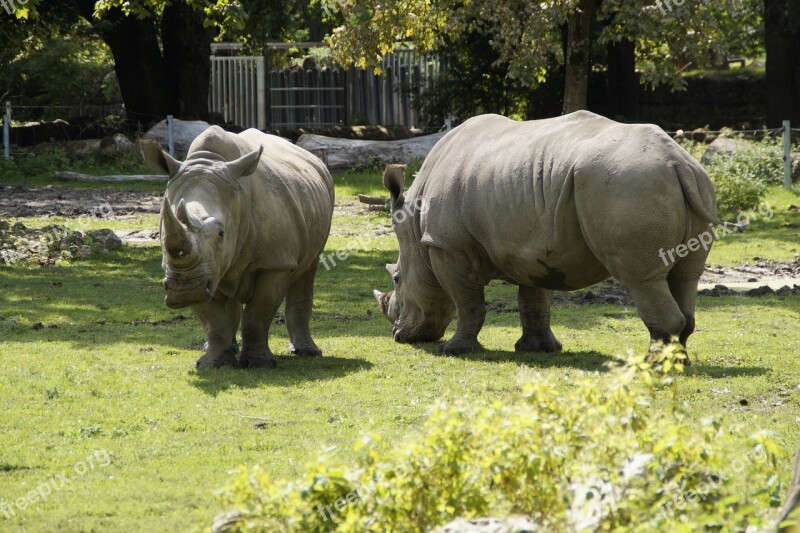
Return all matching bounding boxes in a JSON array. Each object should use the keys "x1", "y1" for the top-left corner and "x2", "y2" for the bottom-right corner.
[
  {"x1": 373, "y1": 112, "x2": 719, "y2": 364},
  {"x1": 142, "y1": 126, "x2": 334, "y2": 369}
]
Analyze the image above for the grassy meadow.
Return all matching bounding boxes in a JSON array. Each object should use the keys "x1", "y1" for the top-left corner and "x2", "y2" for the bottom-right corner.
[{"x1": 0, "y1": 166, "x2": 799, "y2": 531}]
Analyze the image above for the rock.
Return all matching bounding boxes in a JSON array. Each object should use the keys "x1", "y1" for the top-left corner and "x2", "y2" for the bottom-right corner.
[
  {"x1": 700, "y1": 137, "x2": 750, "y2": 166},
  {"x1": 144, "y1": 119, "x2": 211, "y2": 153},
  {"x1": 746, "y1": 285, "x2": 774, "y2": 296},
  {"x1": 63, "y1": 139, "x2": 103, "y2": 158},
  {"x1": 88, "y1": 229, "x2": 123, "y2": 250},
  {"x1": 77, "y1": 245, "x2": 92, "y2": 258},
  {"x1": 431, "y1": 516, "x2": 540, "y2": 533},
  {"x1": 99, "y1": 133, "x2": 135, "y2": 157}
]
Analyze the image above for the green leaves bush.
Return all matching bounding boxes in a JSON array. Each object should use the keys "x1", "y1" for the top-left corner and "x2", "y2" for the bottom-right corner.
[
  {"x1": 216, "y1": 346, "x2": 786, "y2": 532},
  {"x1": 702, "y1": 137, "x2": 783, "y2": 217}
]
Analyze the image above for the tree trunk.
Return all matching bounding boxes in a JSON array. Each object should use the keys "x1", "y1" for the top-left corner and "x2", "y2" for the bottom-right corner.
[
  {"x1": 161, "y1": 3, "x2": 216, "y2": 121},
  {"x1": 764, "y1": 0, "x2": 800, "y2": 127},
  {"x1": 562, "y1": 0, "x2": 595, "y2": 114},
  {"x1": 74, "y1": 1, "x2": 171, "y2": 128},
  {"x1": 607, "y1": 38, "x2": 638, "y2": 121}
]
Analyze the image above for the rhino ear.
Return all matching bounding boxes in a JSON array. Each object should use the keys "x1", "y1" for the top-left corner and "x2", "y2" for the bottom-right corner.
[
  {"x1": 141, "y1": 142, "x2": 181, "y2": 178},
  {"x1": 230, "y1": 146, "x2": 263, "y2": 178},
  {"x1": 382, "y1": 164, "x2": 406, "y2": 209}
]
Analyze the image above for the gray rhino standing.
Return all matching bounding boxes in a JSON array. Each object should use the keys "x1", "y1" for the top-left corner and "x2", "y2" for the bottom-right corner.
[
  {"x1": 373, "y1": 112, "x2": 719, "y2": 363},
  {"x1": 143, "y1": 126, "x2": 334, "y2": 369}
]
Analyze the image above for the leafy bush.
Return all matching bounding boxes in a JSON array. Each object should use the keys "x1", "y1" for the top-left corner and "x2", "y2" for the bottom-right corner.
[
  {"x1": 701, "y1": 137, "x2": 783, "y2": 217},
  {"x1": 706, "y1": 159, "x2": 767, "y2": 217},
  {"x1": 216, "y1": 346, "x2": 785, "y2": 532}
]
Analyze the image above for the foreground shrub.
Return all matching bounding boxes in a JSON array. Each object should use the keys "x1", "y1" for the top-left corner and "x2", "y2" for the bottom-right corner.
[{"x1": 216, "y1": 346, "x2": 785, "y2": 532}]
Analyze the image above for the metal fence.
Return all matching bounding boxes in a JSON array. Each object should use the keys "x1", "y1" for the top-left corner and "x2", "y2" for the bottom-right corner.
[
  {"x1": 209, "y1": 55, "x2": 266, "y2": 129},
  {"x1": 208, "y1": 43, "x2": 443, "y2": 130}
]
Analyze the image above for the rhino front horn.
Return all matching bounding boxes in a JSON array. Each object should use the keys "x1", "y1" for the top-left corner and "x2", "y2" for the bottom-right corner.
[
  {"x1": 162, "y1": 197, "x2": 195, "y2": 261},
  {"x1": 373, "y1": 289, "x2": 391, "y2": 318}
]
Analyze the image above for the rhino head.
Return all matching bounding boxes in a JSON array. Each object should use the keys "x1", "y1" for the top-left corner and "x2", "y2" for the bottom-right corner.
[
  {"x1": 373, "y1": 165, "x2": 455, "y2": 343},
  {"x1": 143, "y1": 142, "x2": 262, "y2": 309}
]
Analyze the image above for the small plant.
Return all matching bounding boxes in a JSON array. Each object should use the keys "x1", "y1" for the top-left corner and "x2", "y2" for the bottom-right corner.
[{"x1": 216, "y1": 345, "x2": 785, "y2": 532}]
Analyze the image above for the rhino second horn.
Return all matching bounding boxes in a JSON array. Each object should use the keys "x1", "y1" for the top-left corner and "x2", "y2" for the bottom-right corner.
[{"x1": 176, "y1": 198, "x2": 204, "y2": 231}]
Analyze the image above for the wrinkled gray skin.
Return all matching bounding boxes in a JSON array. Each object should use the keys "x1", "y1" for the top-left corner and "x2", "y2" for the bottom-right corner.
[
  {"x1": 143, "y1": 126, "x2": 334, "y2": 369},
  {"x1": 374, "y1": 112, "x2": 719, "y2": 363}
]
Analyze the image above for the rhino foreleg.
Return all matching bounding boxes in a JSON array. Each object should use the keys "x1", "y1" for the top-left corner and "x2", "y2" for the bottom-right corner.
[
  {"x1": 285, "y1": 264, "x2": 322, "y2": 357},
  {"x1": 193, "y1": 298, "x2": 241, "y2": 369},
  {"x1": 429, "y1": 249, "x2": 486, "y2": 355},
  {"x1": 515, "y1": 286, "x2": 562, "y2": 353},
  {"x1": 239, "y1": 271, "x2": 289, "y2": 369}
]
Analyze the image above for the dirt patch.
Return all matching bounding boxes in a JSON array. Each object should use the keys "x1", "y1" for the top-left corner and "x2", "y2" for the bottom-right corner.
[
  {"x1": 0, "y1": 221, "x2": 123, "y2": 266},
  {"x1": 0, "y1": 184, "x2": 162, "y2": 218},
  {"x1": 702, "y1": 257, "x2": 800, "y2": 284}
]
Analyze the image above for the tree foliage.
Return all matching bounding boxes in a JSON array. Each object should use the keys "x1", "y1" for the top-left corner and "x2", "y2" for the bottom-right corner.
[{"x1": 325, "y1": 0, "x2": 763, "y2": 91}]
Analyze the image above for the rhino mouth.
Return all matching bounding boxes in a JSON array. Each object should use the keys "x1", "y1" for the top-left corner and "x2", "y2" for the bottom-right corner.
[
  {"x1": 392, "y1": 323, "x2": 445, "y2": 344},
  {"x1": 164, "y1": 278, "x2": 214, "y2": 309}
]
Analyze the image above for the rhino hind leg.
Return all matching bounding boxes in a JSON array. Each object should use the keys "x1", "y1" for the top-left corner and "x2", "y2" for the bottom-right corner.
[
  {"x1": 622, "y1": 278, "x2": 691, "y2": 365},
  {"x1": 285, "y1": 263, "x2": 322, "y2": 357},
  {"x1": 428, "y1": 249, "x2": 486, "y2": 355},
  {"x1": 515, "y1": 286, "x2": 562, "y2": 353},
  {"x1": 239, "y1": 271, "x2": 289, "y2": 369},
  {"x1": 667, "y1": 269, "x2": 702, "y2": 347}
]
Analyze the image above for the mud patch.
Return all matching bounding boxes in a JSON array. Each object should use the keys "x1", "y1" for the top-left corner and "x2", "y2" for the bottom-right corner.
[
  {"x1": 0, "y1": 184, "x2": 162, "y2": 218},
  {"x1": 702, "y1": 257, "x2": 800, "y2": 284}
]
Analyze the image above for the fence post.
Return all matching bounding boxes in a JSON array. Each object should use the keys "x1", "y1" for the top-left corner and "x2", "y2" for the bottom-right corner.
[
  {"x1": 167, "y1": 114, "x2": 175, "y2": 156},
  {"x1": 3, "y1": 101, "x2": 10, "y2": 160},
  {"x1": 784, "y1": 120, "x2": 792, "y2": 189}
]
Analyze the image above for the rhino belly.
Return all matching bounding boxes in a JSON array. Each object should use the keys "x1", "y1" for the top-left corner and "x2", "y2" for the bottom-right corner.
[{"x1": 487, "y1": 239, "x2": 609, "y2": 291}]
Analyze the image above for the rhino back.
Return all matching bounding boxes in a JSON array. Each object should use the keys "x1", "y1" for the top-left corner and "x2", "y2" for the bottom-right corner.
[
  {"x1": 411, "y1": 112, "x2": 712, "y2": 289},
  {"x1": 193, "y1": 127, "x2": 334, "y2": 275}
]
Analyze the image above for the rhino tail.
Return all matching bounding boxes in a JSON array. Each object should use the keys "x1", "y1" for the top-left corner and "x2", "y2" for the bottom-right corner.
[{"x1": 674, "y1": 161, "x2": 721, "y2": 226}]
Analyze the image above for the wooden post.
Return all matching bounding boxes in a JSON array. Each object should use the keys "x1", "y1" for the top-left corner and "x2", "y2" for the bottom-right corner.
[
  {"x1": 784, "y1": 120, "x2": 792, "y2": 189},
  {"x1": 167, "y1": 114, "x2": 174, "y2": 156},
  {"x1": 3, "y1": 101, "x2": 10, "y2": 160}
]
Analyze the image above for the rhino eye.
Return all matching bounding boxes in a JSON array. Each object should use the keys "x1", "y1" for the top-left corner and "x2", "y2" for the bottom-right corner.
[{"x1": 218, "y1": 230, "x2": 225, "y2": 240}]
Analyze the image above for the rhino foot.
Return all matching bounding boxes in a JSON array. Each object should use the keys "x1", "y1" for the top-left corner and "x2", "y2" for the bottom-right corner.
[
  {"x1": 515, "y1": 332, "x2": 562, "y2": 353},
  {"x1": 289, "y1": 343, "x2": 322, "y2": 357},
  {"x1": 196, "y1": 347, "x2": 239, "y2": 370},
  {"x1": 438, "y1": 338, "x2": 483, "y2": 355},
  {"x1": 239, "y1": 351, "x2": 278, "y2": 369}
]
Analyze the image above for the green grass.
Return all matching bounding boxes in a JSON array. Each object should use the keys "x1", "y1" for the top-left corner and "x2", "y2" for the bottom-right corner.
[
  {"x1": 1, "y1": 170, "x2": 799, "y2": 530},
  {"x1": 710, "y1": 186, "x2": 800, "y2": 266}
]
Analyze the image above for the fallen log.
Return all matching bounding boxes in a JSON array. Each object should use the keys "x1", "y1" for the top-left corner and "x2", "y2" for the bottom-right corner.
[
  {"x1": 358, "y1": 194, "x2": 389, "y2": 205},
  {"x1": 53, "y1": 171, "x2": 167, "y2": 183},
  {"x1": 297, "y1": 132, "x2": 446, "y2": 171}
]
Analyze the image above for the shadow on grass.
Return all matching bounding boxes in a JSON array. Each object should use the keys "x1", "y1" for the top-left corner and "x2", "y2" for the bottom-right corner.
[
  {"x1": 189, "y1": 355, "x2": 373, "y2": 397},
  {"x1": 685, "y1": 364, "x2": 769, "y2": 378},
  {"x1": 413, "y1": 343, "x2": 620, "y2": 372}
]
